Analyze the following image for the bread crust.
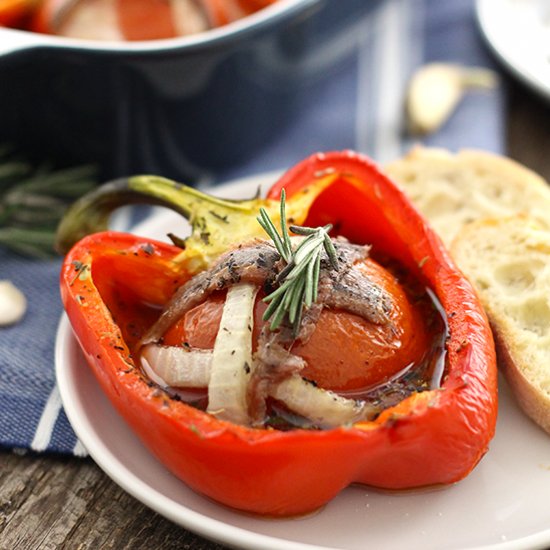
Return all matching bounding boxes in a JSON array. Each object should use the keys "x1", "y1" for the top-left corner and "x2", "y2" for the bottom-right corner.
[
  {"x1": 388, "y1": 147, "x2": 550, "y2": 435},
  {"x1": 394, "y1": 146, "x2": 549, "y2": 189},
  {"x1": 386, "y1": 146, "x2": 550, "y2": 246},
  {"x1": 493, "y1": 326, "x2": 550, "y2": 434},
  {"x1": 450, "y1": 216, "x2": 550, "y2": 435}
]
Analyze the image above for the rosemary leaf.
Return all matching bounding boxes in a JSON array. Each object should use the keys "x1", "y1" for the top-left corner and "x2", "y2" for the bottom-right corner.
[
  {"x1": 259, "y1": 190, "x2": 339, "y2": 335},
  {"x1": 312, "y1": 252, "x2": 321, "y2": 302},
  {"x1": 258, "y1": 208, "x2": 287, "y2": 261},
  {"x1": 263, "y1": 292, "x2": 285, "y2": 322},
  {"x1": 323, "y1": 232, "x2": 339, "y2": 268},
  {"x1": 304, "y1": 250, "x2": 318, "y2": 307},
  {"x1": 263, "y1": 276, "x2": 294, "y2": 304},
  {"x1": 0, "y1": 147, "x2": 96, "y2": 257},
  {"x1": 288, "y1": 276, "x2": 306, "y2": 323},
  {"x1": 270, "y1": 299, "x2": 288, "y2": 331},
  {"x1": 279, "y1": 189, "x2": 292, "y2": 259},
  {"x1": 0, "y1": 162, "x2": 29, "y2": 182},
  {"x1": 0, "y1": 228, "x2": 57, "y2": 259},
  {"x1": 288, "y1": 225, "x2": 317, "y2": 236},
  {"x1": 292, "y1": 303, "x2": 304, "y2": 338},
  {"x1": 276, "y1": 257, "x2": 309, "y2": 287}
]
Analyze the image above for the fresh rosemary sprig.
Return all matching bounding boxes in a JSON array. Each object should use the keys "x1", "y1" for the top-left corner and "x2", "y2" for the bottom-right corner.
[
  {"x1": 0, "y1": 147, "x2": 96, "y2": 258},
  {"x1": 257, "y1": 189, "x2": 339, "y2": 336}
]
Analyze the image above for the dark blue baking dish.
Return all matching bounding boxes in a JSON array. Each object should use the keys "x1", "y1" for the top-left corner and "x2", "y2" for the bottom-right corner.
[{"x1": 0, "y1": 0, "x2": 381, "y2": 181}]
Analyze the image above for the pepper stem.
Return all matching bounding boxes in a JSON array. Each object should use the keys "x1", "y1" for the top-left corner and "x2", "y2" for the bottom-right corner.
[
  {"x1": 56, "y1": 176, "x2": 249, "y2": 252},
  {"x1": 56, "y1": 172, "x2": 338, "y2": 273}
]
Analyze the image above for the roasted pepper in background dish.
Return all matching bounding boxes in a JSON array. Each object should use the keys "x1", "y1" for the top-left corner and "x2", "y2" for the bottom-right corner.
[
  {"x1": 58, "y1": 151, "x2": 497, "y2": 516},
  {"x1": 201, "y1": 0, "x2": 277, "y2": 26},
  {"x1": 0, "y1": 0, "x2": 37, "y2": 26},
  {"x1": 31, "y1": 0, "x2": 277, "y2": 41}
]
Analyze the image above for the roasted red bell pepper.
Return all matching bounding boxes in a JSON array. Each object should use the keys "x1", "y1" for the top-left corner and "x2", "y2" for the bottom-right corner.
[
  {"x1": 201, "y1": 0, "x2": 277, "y2": 26},
  {"x1": 0, "y1": 0, "x2": 37, "y2": 27},
  {"x1": 59, "y1": 151, "x2": 497, "y2": 516},
  {"x1": 30, "y1": 0, "x2": 278, "y2": 39}
]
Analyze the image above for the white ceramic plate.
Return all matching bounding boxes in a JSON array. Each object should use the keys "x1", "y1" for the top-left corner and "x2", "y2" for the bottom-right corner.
[
  {"x1": 56, "y1": 173, "x2": 550, "y2": 550},
  {"x1": 477, "y1": 0, "x2": 550, "y2": 101}
]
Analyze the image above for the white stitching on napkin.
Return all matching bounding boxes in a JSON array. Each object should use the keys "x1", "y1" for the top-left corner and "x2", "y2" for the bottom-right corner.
[
  {"x1": 31, "y1": 385, "x2": 62, "y2": 452},
  {"x1": 73, "y1": 439, "x2": 88, "y2": 457}
]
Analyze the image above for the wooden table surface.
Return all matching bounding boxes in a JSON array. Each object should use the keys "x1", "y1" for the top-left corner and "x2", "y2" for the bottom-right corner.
[{"x1": 1, "y1": 79, "x2": 550, "y2": 550}]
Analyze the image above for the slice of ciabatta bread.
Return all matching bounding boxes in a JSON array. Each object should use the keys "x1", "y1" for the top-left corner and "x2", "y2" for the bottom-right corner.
[
  {"x1": 386, "y1": 147, "x2": 550, "y2": 246},
  {"x1": 387, "y1": 147, "x2": 550, "y2": 433},
  {"x1": 451, "y1": 216, "x2": 550, "y2": 433}
]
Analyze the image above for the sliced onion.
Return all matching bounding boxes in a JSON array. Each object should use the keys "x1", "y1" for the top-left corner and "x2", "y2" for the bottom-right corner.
[
  {"x1": 141, "y1": 280, "x2": 375, "y2": 428},
  {"x1": 141, "y1": 345, "x2": 212, "y2": 388},
  {"x1": 142, "y1": 344, "x2": 372, "y2": 428},
  {"x1": 270, "y1": 374, "x2": 373, "y2": 428},
  {"x1": 207, "y1": 282, "x2": 258, "y2": 425}
]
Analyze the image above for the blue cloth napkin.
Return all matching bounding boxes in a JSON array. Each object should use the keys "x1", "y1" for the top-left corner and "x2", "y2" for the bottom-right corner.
[{"x1": 0, "y1": 0, "x2": 504, "y2": 456}]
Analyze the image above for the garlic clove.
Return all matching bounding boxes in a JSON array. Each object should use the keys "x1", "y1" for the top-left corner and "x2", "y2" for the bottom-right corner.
[
  {"x1": 0, "y1": 280, "x2": 27, "y2": 327},
  {"x1": 407, "y1": 63, "x2": 498, "y2": 135}
]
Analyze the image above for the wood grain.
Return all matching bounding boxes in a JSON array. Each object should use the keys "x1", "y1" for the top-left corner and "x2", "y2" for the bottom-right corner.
[
  {"x1": 0, "y1": 452, "x2": 227, "y2": 549},
  {"x1": 1, "y1": 79, "x2": 549, "y2": 550}
]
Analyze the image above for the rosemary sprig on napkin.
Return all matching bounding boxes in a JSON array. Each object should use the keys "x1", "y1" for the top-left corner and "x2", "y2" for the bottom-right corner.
[
  {"x1": 258, "y1": 189, "x2": 339, "y2": 336},
  {"x1": 0, "y1": 147, "x2": 96, "y2": 258}
]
